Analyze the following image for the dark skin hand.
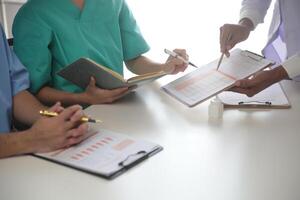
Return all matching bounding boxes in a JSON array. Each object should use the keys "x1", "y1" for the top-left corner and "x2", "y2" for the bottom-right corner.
[{"x1": 230, "y1": 66, "x2": 289, "y2": 97}]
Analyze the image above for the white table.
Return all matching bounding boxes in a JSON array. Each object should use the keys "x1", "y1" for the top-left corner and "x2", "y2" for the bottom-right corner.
[{"x1": 1, "y1": 79, "x2": 300, "y2": 200}]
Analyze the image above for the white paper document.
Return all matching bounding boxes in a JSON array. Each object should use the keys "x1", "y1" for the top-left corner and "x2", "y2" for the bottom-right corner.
[
  {"x1": 35, "y1": 129, "x2": 162, "y2": 179},
  {"x1": 162, "y1": 49, "x2": 274, "y2": 107}
]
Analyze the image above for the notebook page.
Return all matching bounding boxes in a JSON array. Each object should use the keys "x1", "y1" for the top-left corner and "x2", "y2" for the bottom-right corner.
[{"x1": 36, "y1": 129, "x2": 160, "y2": 176}]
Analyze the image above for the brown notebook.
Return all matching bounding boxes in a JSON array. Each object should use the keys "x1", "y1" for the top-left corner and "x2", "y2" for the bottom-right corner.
[{"x1": 58, "y1": 58, "x2": 167, "y2": 90}]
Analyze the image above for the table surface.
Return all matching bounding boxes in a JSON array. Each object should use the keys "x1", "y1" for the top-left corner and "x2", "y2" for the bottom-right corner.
[{"x1": 1, "y1": 79, "x2": 300, "y2": 200}]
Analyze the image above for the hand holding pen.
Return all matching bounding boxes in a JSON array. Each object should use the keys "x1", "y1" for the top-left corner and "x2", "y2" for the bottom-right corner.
[
  {"x1": 164, "y1": 49, "x2": 198, "y2": 68},
  {"x1": 217, "y1": 32, "x2": 233, "y2": 71},
  {"x1": 219, "y1": 21, "x2": 252, "y2": 57},
  {"x1": 163, "y1": 49, "x2": 198, "y2": 74},
  {"x1": 40, "y1": 110, "x2": 102, "y2": 123}
]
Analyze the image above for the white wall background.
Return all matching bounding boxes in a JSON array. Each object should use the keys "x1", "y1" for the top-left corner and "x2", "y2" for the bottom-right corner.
[
  {"x1": 1, "y1": 0, "x2": 274, "y2": 77},
  {"x1": 0, "y1": 0, "x2": 26, "y2": 37},
  {"x1": 126, "y1": 0, "x2": 274, "y2": 78}
]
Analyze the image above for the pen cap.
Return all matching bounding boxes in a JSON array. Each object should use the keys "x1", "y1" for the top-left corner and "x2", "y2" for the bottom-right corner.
[{"x1": 208, "y1": 97, "x2": 224, "y2": 120}]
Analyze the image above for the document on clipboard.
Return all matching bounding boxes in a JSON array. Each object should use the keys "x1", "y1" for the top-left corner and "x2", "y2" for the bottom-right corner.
[
  {"x1": 35, "y1": 129, "x2": 163, "y2": 180},
  {"x1": 162, "y1": 49, "x2": 275, "y2": 107},
  {"x1": 217, "y1": 83, "x2": 290, "y2": 109}
]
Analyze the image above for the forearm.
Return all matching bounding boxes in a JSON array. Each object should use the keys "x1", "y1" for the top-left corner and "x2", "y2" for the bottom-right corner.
[
  {"x1": 125, "y1": 56, "x2": 164, "y2": 75},
  {"x1": 13, "y1": 91, "x2": 47, "y2": 125},
  {"x1": 37, "y1": 87, "x2": 89, "y2": 106},
  {"x1": 0, "y1": 130, "x2": 35, "y2": 158}
]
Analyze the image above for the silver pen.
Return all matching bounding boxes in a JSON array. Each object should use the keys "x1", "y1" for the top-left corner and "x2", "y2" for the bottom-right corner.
[
  {"x1": 217, "y1": 33, "x2": 232, "y2": 71},
  {"x1": 164, "y1": 49, "x2": 198, "y2": 68}
]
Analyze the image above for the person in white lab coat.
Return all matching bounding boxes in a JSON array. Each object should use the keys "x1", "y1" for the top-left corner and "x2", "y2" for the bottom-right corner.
[{"x1": 220, "y1": 0, "x2": 300, "y2": 97}]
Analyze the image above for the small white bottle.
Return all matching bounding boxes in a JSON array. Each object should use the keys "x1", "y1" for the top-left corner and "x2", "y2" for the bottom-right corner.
[{"x1": 208, "y1": 97, "x2": 224, "y2": 120}]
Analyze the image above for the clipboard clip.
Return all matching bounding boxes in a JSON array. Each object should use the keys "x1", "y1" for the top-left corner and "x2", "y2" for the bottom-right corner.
[
  {"x1": 118, "y1": 150, "x2": 148, "y2": 168},
  {"x1": 242, "y1": 50, "x2": 265, "y2": 62},
  {"x1": 238, "y1": 101, "x2": 272, "y2": 106}
]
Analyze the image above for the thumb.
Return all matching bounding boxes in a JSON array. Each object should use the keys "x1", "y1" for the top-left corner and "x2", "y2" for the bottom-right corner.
[
  {"x1": 89, "y1": 77, "x2": 96, "y2": 87},
  {"x1": 235, "y1": 78, "x2": 255, "y2": 89}
]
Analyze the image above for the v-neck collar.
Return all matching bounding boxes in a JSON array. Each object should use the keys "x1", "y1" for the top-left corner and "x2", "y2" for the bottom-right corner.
[{"x1": 66, "y1": 0, "x2": 89, "y2": 20}]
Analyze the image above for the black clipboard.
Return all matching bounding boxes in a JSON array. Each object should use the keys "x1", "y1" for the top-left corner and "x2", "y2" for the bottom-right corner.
[
  {"x1": 33, "y1": 130, "x2": 163, "y2": 180},
  {"x1": 34, "y1": 145, "x2": 163, "y2": 180}
]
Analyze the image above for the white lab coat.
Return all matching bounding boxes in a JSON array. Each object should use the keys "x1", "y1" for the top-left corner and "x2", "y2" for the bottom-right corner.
[{"x1": 240, "y1": 0, "x2": 300, "y2": 79}]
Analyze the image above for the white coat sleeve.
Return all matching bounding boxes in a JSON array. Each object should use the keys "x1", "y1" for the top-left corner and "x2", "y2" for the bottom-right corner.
[
  {"x1": 282, "y1": 53, "x2": 300, "y2": 79},
  {"x1": 240, "y1": 0, "x2": 272, "y2": 28}
]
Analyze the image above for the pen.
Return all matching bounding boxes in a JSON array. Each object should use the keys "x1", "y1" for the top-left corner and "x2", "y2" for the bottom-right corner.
[
  {"x1": 39, "y1": 110, "x2": 102, "y2": 123},
  {"x1": 217, "y1": 33, "x2": 232, "y2": 71},
  {"x1": 216, "y1": 53, "x2": 224, "y2": 71},
  {"x1": 164, "y1": 49, "x2": 198, "y2": 68}
]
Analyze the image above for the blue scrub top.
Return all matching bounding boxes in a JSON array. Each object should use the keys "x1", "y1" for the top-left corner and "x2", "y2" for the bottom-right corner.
[{"x1": 0, "y1": 25, "x2": 29, "y2": 133}]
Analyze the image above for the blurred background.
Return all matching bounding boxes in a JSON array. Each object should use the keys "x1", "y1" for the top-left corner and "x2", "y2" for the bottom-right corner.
[{"x1": 0, "y1": 0, "x2": 274, "y2": 78}]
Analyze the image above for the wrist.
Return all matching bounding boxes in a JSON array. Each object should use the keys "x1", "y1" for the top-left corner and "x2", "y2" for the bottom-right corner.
[
  {"x1": 146, "y1": 63, "x2": 166, "y2": 73},
  {"x1": 159, "y1": 63, "x2": 167, "y2": 72},
  {"x1": 13, "y1": 130, "x2": 37, "y2": 155},
  {"x1": 77, "y1": 92, "x2": 92, "y2": 105},
  {"x1": 273, "y1": 66, "x2": 289, "y2": 82},
  {"x1": 160, "y1": 63, "x2": 174, "y2": 74},
  {"x1": 239, "y1": 18, "x2": 254, "y2": 32}
]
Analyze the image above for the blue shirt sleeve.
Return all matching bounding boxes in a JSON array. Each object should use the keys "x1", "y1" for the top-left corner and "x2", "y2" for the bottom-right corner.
[
  {"x1": 0, "y1": 27, "x2": 30, "y2": 96},
  {"x1": 9, "y1": 49, "x2": 30, "y2": 96}
]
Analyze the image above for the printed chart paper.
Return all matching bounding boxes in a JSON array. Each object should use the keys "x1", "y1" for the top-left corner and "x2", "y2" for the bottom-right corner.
[{"x1": 162, "y1": 49, "x2": 274, "y2": 107}]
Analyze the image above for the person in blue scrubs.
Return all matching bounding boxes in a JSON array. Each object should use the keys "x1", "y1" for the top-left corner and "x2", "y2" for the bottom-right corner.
[{"x1": 0, "y1": 25, "x2": 88, "y2": 158}]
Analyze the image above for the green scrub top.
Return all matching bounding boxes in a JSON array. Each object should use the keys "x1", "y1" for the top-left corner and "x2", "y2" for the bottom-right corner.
[{"x1": 13, "y1": 0, "x2": 150, "y2": 93}]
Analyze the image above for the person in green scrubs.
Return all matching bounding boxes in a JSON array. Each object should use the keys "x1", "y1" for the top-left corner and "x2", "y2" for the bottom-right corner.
[{"x1": 13, "y1": 0, "x2": 188, "y2": 106}]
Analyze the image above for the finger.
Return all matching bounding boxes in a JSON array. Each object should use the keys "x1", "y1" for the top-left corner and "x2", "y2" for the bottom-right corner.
[
  {"x1": 229, "y1": 86, "x2": 259, "y2": 97},
  {"x1": 107, "y1": 87, "x2": 129, "y2": 97},
  {"x1": 65, "y1": 135, "x2": 86, "y2": 147},
  {"x1": 48, "y1": 102, "x2": 64, "y2": 113},
  {"x1": 58, "y1": 105, "x2": 83, "y2": 121},
  {"x1": 67, "y1": 123, "x2": 89, "y2": 138},
  {"x1": 219, "y1": 25, "x2": 225, "y2": 52},
  {"x1": 234, "y1": 79, "x2": 254, "y2": 89},
  {"x1": 173, "y1": 49, "x2": 188, "y2": 61},
  {"x1": 88, "y1": 76, "x2": 96, "y2": 88},
  {"x1": 179, "y1": 64, "x2": 188, "y2": 72},
  {"x1": 229, "y1": 86, "x2": 249, "y2": 94},
  {"x1": 128, "y1": 85, "x2": 138, "y2": 90},
  {"x1": 105, "y1": 90, "x2": 131, "y2": 103},
  {"x1": 220, "y1": 25, "x2": 230, "y2": 53},
  {"x1": 225, "y1": 51, "x2": 231, "y2": 58},
  {"x1": 220, "y1": 25, "x2": 236, "y2": 56},
  {"x1": 172, "y1": 64, "x2": 187, "y2": 74},
  {"x1": 164, "y1": 59, "x2": 185, "y2": 74},
  {"x1": 66, "y1": 124, "x2": 89, "y2": 146},
  {"x1": 70, "y1": 109, "x2": 85, "y2": 123},
  {"x1": 170, "y1": 57, "x2": 186, "y2": 66}
]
